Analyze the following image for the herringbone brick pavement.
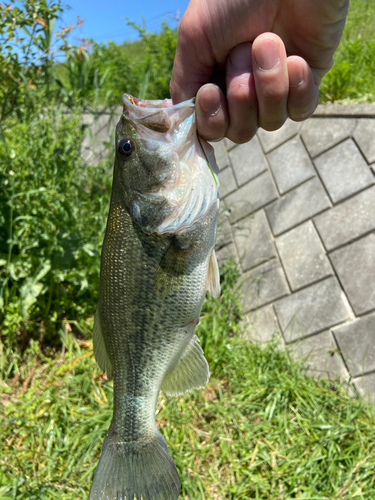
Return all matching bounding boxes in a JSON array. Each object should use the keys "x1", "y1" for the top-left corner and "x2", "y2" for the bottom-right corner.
[{"x1": 83, "y1": 103, "x2": 375, "y2": 401}]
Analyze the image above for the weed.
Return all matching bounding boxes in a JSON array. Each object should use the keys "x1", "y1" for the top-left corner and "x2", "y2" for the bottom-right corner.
[{"x1": 320, "y1": 0, "x2": 375, "y2": 102}]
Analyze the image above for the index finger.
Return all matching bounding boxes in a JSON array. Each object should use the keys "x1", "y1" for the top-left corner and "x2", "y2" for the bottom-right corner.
[{"x1": 170, "y1": 13, "x2": 216, "y2": 103}]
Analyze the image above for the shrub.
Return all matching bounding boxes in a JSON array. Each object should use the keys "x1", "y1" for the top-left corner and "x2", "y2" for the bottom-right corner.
[
  {"x1": 0, "y1": 0, "x2": 115, "y2": 364},
  {"x1": 86, "y1": 22, "x2": 178, "y2": 105},
  {"x1": 0, "y1": 101, "x2": 113, "y2": 363}
]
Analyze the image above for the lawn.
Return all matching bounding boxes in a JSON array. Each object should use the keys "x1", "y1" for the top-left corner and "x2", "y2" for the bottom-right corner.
[{"x1": 320, "y1": 0, "x2": 375, "y2": 102}]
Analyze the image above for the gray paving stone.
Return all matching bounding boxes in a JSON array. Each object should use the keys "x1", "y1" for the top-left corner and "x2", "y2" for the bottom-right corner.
[
  {"x1": 233, "y1": 210, "x2": 277, "y2": 272},
  {"x1": 267, "y1": 137, "x2": 315, "y2": 194},
  {"x1": 224, "y1": 138, "x2": 238, "y2": 151},
  {"x1": 301, "y1": 118, "x2": 355, "y2": 158},
  {"x1": 352, "y1": 372, "x2": 375, "y2": 401},
  {"x1": 224, "y1": 171, "x2": 279, "y2": 224},
  {"x1": 266, "y1": 178, "x2": 331, "y2": 236},
  {"x1": 353, "y1": 119, "x2": 375, "y2": 164},
  {"x1": 228, "y1": 136, "x2": 268, "y2": 187},
  {"x1": 274, "y1": 277, "x2": 351, "y2": 343},
  {"x1": 216, "y1": 211, "x2": 233, "y2": 249},
  {"x1": 210, "y1": 140, "x2": 230, "y2": 171},
  {"x1": 275, "y1": 221, "x2": 333, "y2": 291},
  {"x1": 289, "y1": 331, "x2": 348, "y2": 379},
  {"x1": 314, "y1": 139, "x2": 374, "y2": 204},
  {"x1": 333, "y1": 313, "x2": 375, "y2": 377},
  {"x1": 241, "y1": 304, "x2": 280, "y2": 342},
  {"x1": 330, "y1": 234, "x2": 375, "y2": 316},
  {"x1": 241, "y1": 259, "x2": 290, "y2": 312},
  {"x1": 216, "y1": 242, "x2": 238, "y2": 264},
  {"x1": 314, "y1": 186, "x2": 375, "y2": 251},
  {"x1": 218, "y1": 166, "x2": 237, "y2": 199},
  {"x1": 257, "y1": 119, "x2": 301, "y2": 153}
]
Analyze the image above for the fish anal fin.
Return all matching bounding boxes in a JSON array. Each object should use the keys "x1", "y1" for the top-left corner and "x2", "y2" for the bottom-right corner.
[
  {"x1": 93, "y1": 309, "x2": 113, "y2": 380},
  {"x1": 162, "y1": 334, "x2": 210, "y2": 396},
  {"x1": 207, "y1": 249, "x2": 221, "y2": 298}
]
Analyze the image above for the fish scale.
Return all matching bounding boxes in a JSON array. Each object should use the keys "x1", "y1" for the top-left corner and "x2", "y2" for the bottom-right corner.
[{"x1": 89, "y1": 95, "x2": 220, "y2": 500}]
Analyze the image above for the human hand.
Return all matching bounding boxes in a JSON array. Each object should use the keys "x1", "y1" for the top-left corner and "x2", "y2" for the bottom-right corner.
[{"x1": 170, "y1": 0, "x2": 349, "y2": 143}]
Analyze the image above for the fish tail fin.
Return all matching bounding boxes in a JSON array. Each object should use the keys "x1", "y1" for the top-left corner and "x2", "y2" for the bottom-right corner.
[{"x1": 89, "y1": 430, "x2": 180, "y2": 500}]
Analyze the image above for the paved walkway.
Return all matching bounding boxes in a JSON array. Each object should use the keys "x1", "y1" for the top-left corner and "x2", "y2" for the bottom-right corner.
[
  {"x1": 213, "y1": 103, "x2": 375, "y2": 401},
  {"x1": 83, "y1": 103, "x2": 375, "y2": 401}
]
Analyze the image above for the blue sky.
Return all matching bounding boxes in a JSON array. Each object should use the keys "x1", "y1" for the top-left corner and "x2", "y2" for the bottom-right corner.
[{"x1": 60, "y1": 0, "x2": 189, "y2": 44}]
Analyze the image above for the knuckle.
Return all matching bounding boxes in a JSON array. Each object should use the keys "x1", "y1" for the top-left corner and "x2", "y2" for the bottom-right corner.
[
  {"x1": 261, "y1": 85, "x2": 288, "y2": 103},
  {"x1": 227, "y1": 80, "x2": 253, "y2": 102}
]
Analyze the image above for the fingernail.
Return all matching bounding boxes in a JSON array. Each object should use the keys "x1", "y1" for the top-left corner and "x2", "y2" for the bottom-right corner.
[
  {"x1": 199, "y1": 84, "x2": 222, "y2": 116},
  {"x1": 229, "y1": 42, "x2": 252, "y2": 72},
  {"x1": 289, "y1": 64, "x2": 304, "y2": 87},
  {"x1": 254, "y1": 39, "x2": 280, "y2": 71}
]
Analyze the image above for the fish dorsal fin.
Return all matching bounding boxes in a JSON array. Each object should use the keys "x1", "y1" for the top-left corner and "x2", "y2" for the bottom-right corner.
[
  {"x1": 93, "y1": 309, "x2": 113, "y2": 380},
  {"x1": 206, "y1": 249, "x2": 221, "y2": 298},
  {"x1": 161, "y1": 334, "x2": 210, "y2": 396}
]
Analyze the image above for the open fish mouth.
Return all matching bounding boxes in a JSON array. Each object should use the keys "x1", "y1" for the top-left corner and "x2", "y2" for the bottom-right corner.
[{"x1": 121, "y1": 94, "x2": 219, "y2": 234}]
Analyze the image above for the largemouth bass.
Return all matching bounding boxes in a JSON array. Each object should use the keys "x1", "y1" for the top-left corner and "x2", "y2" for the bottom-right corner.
[{"x1": 89, "y1": 94, "x2": 220, "y2": 500}]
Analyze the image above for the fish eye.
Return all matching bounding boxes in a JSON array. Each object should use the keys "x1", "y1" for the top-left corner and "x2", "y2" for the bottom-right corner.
[{"x1": 118, "y1": 138, "x2": 135, "y2": 157}]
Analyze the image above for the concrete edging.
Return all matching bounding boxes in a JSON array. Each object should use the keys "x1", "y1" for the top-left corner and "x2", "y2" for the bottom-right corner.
[{"x1": 314, "y1": 103, "x2": 375, "y2": 118}]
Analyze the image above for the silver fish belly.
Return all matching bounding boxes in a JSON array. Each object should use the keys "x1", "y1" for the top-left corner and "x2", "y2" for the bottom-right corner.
[{"x1": 89, "y1": 94, "x2": 220, "y2": 500}]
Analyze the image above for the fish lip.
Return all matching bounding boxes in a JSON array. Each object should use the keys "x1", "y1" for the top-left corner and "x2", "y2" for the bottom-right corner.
[
  {"x1": 122, "y1": 94, "x2": 171, "y2": 111},
  {"x1": 122, "y1": 93, "x2": 195, "y2": 112},
  {"x1": 121, "y1": 94, "x2": 196, "y2": 134}
]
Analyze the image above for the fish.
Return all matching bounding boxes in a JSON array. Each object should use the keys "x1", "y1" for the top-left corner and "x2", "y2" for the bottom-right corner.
[{"x1": 88, "y1": 94, "x2": 221, "y2": 500}]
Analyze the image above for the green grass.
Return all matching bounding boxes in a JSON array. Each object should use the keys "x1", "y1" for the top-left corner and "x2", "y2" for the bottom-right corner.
[
  {"x1": 320, "y1": 0, "x2": 375, "y2": 103},
  {"x1": 1, "y1": 261, "x2": 375, "y2": 499}
]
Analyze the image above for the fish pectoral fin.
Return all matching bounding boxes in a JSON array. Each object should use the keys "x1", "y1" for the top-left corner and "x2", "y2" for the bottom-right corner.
[
  {"x1": 93, "y1": 309, "x2": 113, "y2": 380},
  {"x1": 161, "y1": 334, "x2": 210, "y2": 396},
  {"x1": 154, "y1": 240, "x2": 189, "y2": 297},
  {"x1": 206, "y1": 249, "x2": 221, "y2": 298}
]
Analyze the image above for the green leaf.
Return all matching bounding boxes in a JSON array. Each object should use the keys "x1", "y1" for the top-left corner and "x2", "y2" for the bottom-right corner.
[
  {"x1": 82, "y1": 243, "x2": 95, "y2": 257},
  {"x1": 34, "y1": 259, "x2": 51, "y2": 283},
  {"x1": 20, "y1": 280, "x2": 44, "y2": 319},
  {"x1": 21, "y1": 26, "x2": 32, "y2": 37}
]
